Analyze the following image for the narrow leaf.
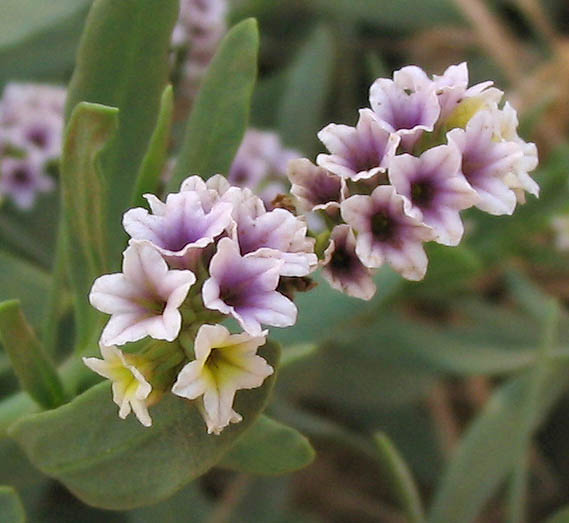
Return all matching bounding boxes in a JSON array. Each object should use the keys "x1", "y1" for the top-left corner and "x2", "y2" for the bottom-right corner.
[
  {"x1": 132, "y1": 85, "x2": 174, "y2": 207},
  {"x1": 277, "y1": 24, "x2": 335, "y2": 153},
  {"x1": 374, "y1": 433, "x2": 425, "y2": 523},
  {"x1": 0, "y1": 486, "x2": 25, "y2": 523},
  {"x1": 61, "y1": 102, "x2": 118, "y2": 347},
  {"x1": 10, "y1": 341, "x2": 280, "y2": 510},
  {"x1": 428, "y1": 363, "x2": 569, "y2": 523},
  {"x1": 0, "y1": 300, "x2": 66, "y2": 409},
  {"x1": 219, "y1": 415, "x2": 315, "y2": 475},
  {"x1": 65, "y1": 0, "x2": 180, "y2": 261},
  {"x1": 168, "y1": 18, "x2": 259, "y2": 188}
]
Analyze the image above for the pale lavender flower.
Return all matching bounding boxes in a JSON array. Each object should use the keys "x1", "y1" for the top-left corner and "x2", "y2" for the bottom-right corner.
[
  {"x1": 0, "y1": 83, "x2": 66, "y2": 124},
  {"x1": 6, "y1": 111, "x2": 63, "y2": 161},
  {"x1": 202, "y1": 238, "x2": 297, "y2": 335},
  {"x1": 341, "y1": 186, "x2": 435, "y2": 280},
  {"x1": 388, "y1": 144, "x2": 479, "y2": 246},
  {"x1": 90, "y1": 242, "x2": 196, "y2": 346},
  {"x1": 447, "y1": 110, "x2": 522, "y2": 215},
  {"x1": 493, "y1": 102, "x2": 539, "y2": 201},
  {"x1": 369, "y1": 66, "x2": 440, "y2": 145},
  {"x1": 0, "y1": 154, "x2": 53, "y2": 209},
  {"x1": 172, "y1": 324, "x2": 273, "y2": 434},
  {"x1": 123, "y1": 190, "x2": 234, "y2": 258},
  {"x1": 322, "y1": 225, "x2": 376, "y2": 300},
  {"x1": 288, "y1": 158, "x2": 347, "y2": 212},
  {"x1": 228, "y1": 129, "x2": 299, "y2": 207},
  {"x1": 317, "y1": 109, "x2": 399, "y2": 181},
  {"x1": 83, "y1": 344, "x2": 153, "y2": 427},
  {"x1": 235, "y1": 206, "x2": 317, "y2": 277}
]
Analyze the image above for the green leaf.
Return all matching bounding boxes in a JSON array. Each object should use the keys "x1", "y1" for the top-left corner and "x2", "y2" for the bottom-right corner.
[
  {"x1": 65, "y1": 0, "x2": 180, "y2": 261},
  {"x1": 428, "y1": 363, "x2": 569, "y2": 523},
  {"x1": 0, "y1": 486, "x2": 25, "y2": 523},
  {"x1": 132, "y1": 85, "x2": 174, "y2": 208},
  {"x1": 0, "y1": 300, "x2": 66, "y2": 409},
  {"x1": 219, "y1": 415, "x2": 315, "y2": 475},
  {"x1": 277, "y1": 24, "x2": 335, "y2": 154},
  {"x1": 506, "y1": 300, "x2": 559, "y2": 522},
  {"x1": 0, "y1": 250, "x2": 52, "y2": 329},
  {"x1": 60, "y1": 102, "x2": 118, "y2": 347},
  {"x1": 374, "y1": 433, "x2": 425, "y2": 523},
  {"x1": 0, "y1": 1, "x2": 90, "y2": 89},
  {"x1": 9, "y1": 341, "x2": 280, "y2": 510},
  {"x1": 546, "y1": 506, "x2": 569, "y2": 523},
  {"x1": 168, "y1": 18, "x2": 259, "y2": 188}
]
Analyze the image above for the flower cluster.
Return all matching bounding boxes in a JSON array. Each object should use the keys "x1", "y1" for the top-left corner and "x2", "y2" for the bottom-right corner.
[
  {"x1": 0, "y1": 83, "x2": 65, "y2": 209},
  {"x1": 85, "y1": 175, "x2": 317, "y2": 433},
  {"x1": 288, "y1": 63, "x2": 539, "y2": 300},
  {"x1": 229, "y1": 128, "x2": 299, "y2": 208},
  {"x1": 171, "y1": 0, "x2": 227, "y2": 106}
]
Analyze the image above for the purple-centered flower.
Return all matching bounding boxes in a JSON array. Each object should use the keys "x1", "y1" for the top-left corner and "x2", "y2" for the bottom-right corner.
[
  {"x1": 322, "y1": 225, "x2": 376, "y2": 300},
  {"x1": 202, "y1": 238, "x2": 297, "y2": 335},
  {"x1": 123, "y1": 190, "x2": 234, "y2": 258},
  {"x1": 341, "y1": 186, "x2": 435, "y2": 280},
  {"x1": 0, "y1": 83, "x2": 66, "y2": 125},
  {"x1": 89, "y1": 242, "x2": 196, "y2": 346},
  {"x1": 317, "y1": 108, "x2": 399, "y2": 181},
  {"x1": 447, "y1": 110, "x2": 522, "y2": 215},
  {"x1": 369, "y1": 65, "x2": 440, "y2": 145},
  {"x1": 171, "y1": 324, "x2": 273, "y2": 434},
  {"x1": 388, "y1": 144, "x2": 479, "y2": 246},
  {"x1": 235, "y1": 207, "x2": 317, "y2": 277},
  {"x1": 7, "y1": 111, "x2": 63, "y2": 161},
  {"x1": 288, "y1": 157, "x2": 347, "y2": 212},
  {"x1": 0, "y1": 154, "x2": 53, "y2": 209}
]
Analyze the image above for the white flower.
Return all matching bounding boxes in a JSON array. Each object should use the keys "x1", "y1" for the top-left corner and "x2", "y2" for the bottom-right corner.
[
  {"x1": 172, "y1": 324, "x2": 273, "y2": 434},
  {"x1": 83, "y1": 344, "x2": 153, "y2": 427},
  {"x1": 89, "y1": 242, "x2": 196, "y2": 346}
]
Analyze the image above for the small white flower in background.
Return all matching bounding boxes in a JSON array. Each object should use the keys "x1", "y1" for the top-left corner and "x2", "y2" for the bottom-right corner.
[
  {"x1": 83, "y1": 344, "x2": 153, "y2": 427},
  {"x1": 552, "y1": 216, "x2": 569, "y2": 251},
  {"x1": 90, "y1": 242, "x2": 196, "y2": 346},
  {"x1": 172, "y1": 324, "x2": 273, "y2": 434}
]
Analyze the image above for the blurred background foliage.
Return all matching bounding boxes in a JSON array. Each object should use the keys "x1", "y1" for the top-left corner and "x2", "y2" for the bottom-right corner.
[{"x1": 2, "y1": 0, "x2": 569, "y2": 521}]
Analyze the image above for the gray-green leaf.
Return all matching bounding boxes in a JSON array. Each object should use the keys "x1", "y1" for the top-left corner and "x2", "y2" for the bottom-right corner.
[{"x1": 0, "y1": 486, "x2": 25, "y2": 523}]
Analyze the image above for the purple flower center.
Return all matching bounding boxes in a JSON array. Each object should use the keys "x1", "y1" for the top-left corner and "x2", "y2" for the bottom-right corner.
[
  {"x1": 220, "y1": 285, "x2": 245, "y2": 308},
  {"x1": 26, "y1": 127, "x2": 48, "y2": 148},
  {"x1": 12, "y1": 167, "x2": 31, "y2": 186},
  {"x1": 411, "y1": 180, "x2": 435, "y2": 207},
  {"x1": 370, "y1": 211, "x2": 395, "y2": 241},
  {"x1": 351, "y1": 150, "x2": 380, "y2": 173},
  {"x1": 330, "y1": 246, "x2": 353, "y2": 274}
]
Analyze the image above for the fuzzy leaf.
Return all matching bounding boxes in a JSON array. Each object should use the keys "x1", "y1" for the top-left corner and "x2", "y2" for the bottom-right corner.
[
  {"x1": 168, "y1": 18, "x2": 259, "y2": 188},
  {"x1": 65, "y1": 0, "x2": 179, "y2": 261},
  {"x1": 0, "y1": 486, "x2": 25, "y2": 523},
  {"x1": 277, "y1": 24, "x2": 334, "y2": 154},
  {"x1": 132, "y1": 85, "x2": 174, "y2": 208},
  {"x1": 0, "y1": 300, "x2": 66, "y2": 409},
  {"x1": 60, "y1": 102, "x2": 118, "y2": 346},
  {"x1": 9, "y1": 341, "x2": 280, "y2": 510},
  {"x1": 219, "y1": 415, "x2": 315, "y2": 475}
]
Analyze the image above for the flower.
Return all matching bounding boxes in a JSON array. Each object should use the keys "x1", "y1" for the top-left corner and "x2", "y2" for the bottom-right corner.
[
  {"x1": 172, "y1": 324, "x2": 273, "y2": 434},
  {"x1": 202, "y1": 237, "x2": 297, "y2": 335},
  {"x1": 317, "y1": 109, "x2": 399, "y2": 181},
  {"x1": 447, "y1": 110, "x2": 522, "y2": 215},
  {"x1": 288, "y1": 158, "x2": 347, "y2": 212},
  {"x1": 369, "y1": 65, "x2": 440, "y2": 147},
  {"x1": 388, "y1": 143, "x2": 479, "y2": 246},
  {"x1": 0, "y1": 154, "x2": 53, "y2": 209},
  {"x1": 89, "y1": 242, "x2": 196, "y2": 346},
  {"x1": 322, "y1": 225, "x2": 376, "y2": 300},
  {"x1": 123, "y1": 189, "x2": 234, "y2": 258},
  {"x1": 341, "y1": 185, "x2": 435, "y2": 280},
  {"x1": 83, "y1": 344, "x2": 153, "y2": 427}
]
